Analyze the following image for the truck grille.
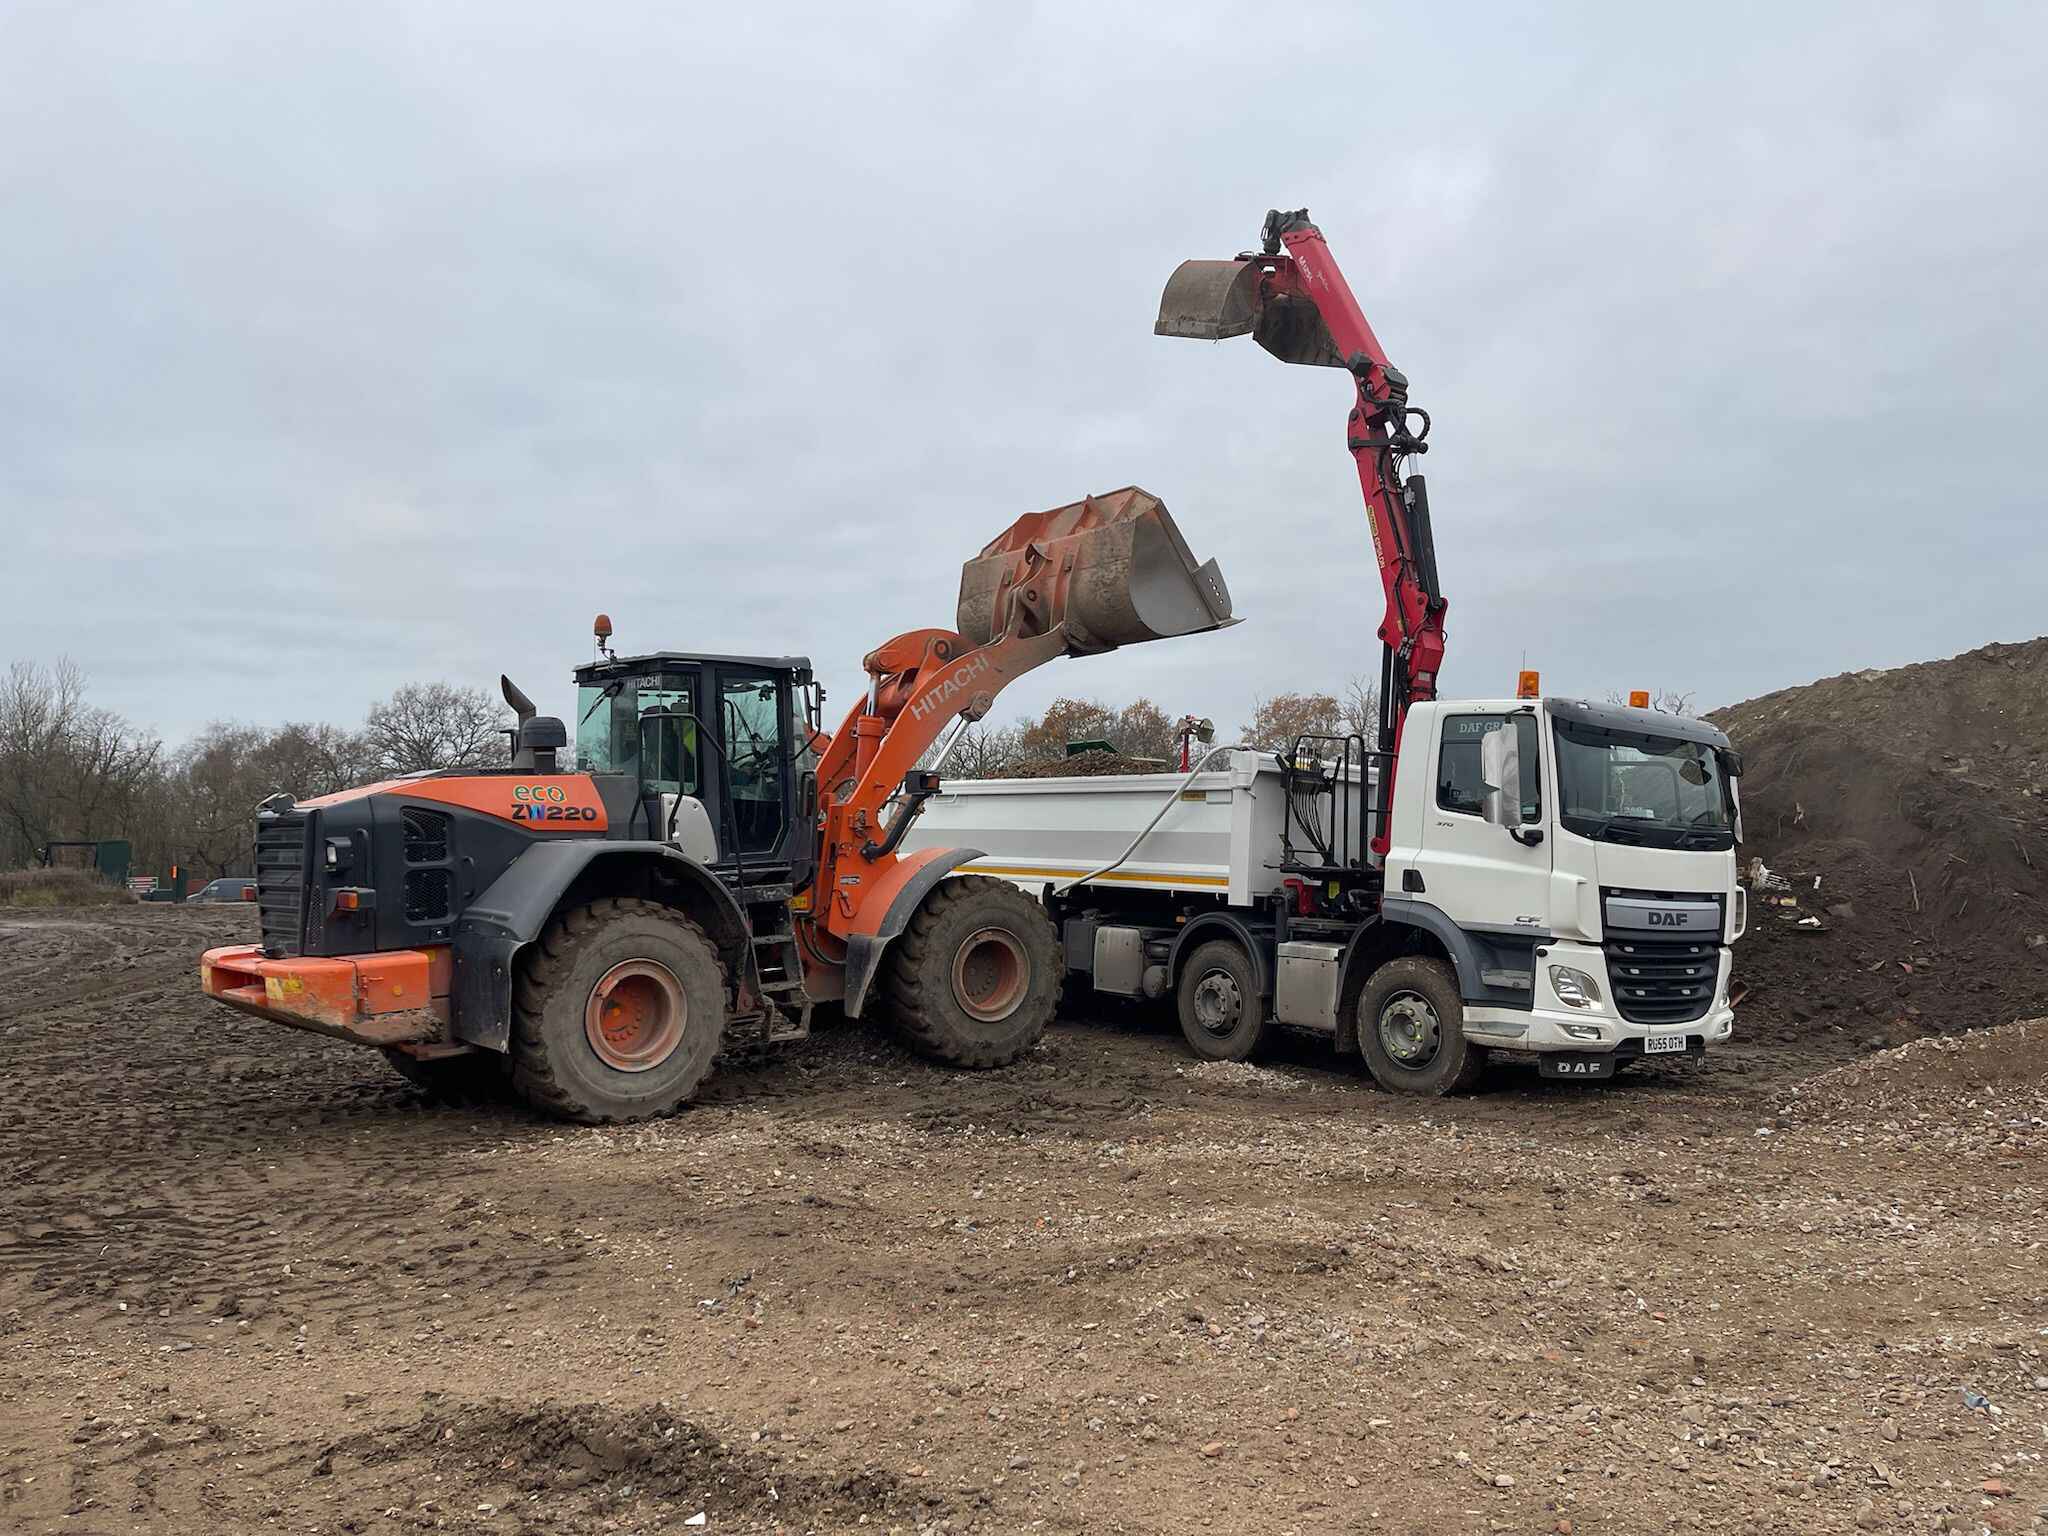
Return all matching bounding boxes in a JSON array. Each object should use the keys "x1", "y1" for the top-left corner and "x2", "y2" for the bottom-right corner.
[
  {"x1": 1604, "y1": 937, "x2": 1718, "y2": 1025},
  {"x1": 255, "y1": 811, "x2": 314, "y2": 957}
]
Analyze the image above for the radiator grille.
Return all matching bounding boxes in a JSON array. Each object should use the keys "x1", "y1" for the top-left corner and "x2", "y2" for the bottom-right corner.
[
  {"x1": 404, "y1": 868, "x2": 451, "y2": 922},
  {"x1": 1604, "y1": 937, "x2": 1718, "y2": 1025},
  {"x1": 254, "y1": 811, "x2": 311, "y2": 957},
  {"x1": 403, "y1": 806, "x2": 450, "y2": 863}
]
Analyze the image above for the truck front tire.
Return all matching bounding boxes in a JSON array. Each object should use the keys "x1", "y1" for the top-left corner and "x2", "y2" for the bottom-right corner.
[
  {"x1": 886, "y1": 875, "x2": 1060, "y2": 1068},
  {"x1": 1356, "y1": 956, "x2": 1485, "y2": 1095},
  {"x1": 1175, "y1": 938, "x2": 1269, "y2": 1062},
  {"x1": 510, "y1": 898, "x2": 728, "y2": 1123}
]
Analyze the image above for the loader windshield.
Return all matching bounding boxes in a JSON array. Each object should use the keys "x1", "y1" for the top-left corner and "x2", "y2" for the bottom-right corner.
[
  {"x1": 577, "y1": 672, "x2": 698, "y2": 796},
  {"x1": 1553, "y1": 719, "x2": 1734, "y2": 850}
]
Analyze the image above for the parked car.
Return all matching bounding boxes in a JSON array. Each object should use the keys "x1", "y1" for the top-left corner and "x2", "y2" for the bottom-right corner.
[{"x1": 190, "y1": 877, "x2": 257, "y2": 903}]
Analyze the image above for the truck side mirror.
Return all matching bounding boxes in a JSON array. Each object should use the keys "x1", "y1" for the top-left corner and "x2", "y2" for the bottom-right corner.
[
  {"x1": 1480, "y1": 724, "x2": 1520, "y2": 829},
  {"x1": 1481, "y1": 721, "x2": 1544, "y2": 847}
]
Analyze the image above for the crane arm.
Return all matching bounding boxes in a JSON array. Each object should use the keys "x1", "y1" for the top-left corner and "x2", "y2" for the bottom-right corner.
[{"x1": 1156, "y1": 209, "x2": 1444, "y2": 854}]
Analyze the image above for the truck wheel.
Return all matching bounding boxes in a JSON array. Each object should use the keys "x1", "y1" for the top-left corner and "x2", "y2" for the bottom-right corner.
[
  {"x1": 1175, "y1": 939, "x2": 1269, "y2": 1061},
  {"x1": 380, "y1": 1048, "x2": 507, "y2": 1102},
  {"x1": 509, "y1": 898, "x2": 728, "y2": 1123},
  {"x1": 1356, "y1": 956, "x2": 1485, "y2": 1095},
  {"x1": 885, "y1": 875, "x2": 1060, "y2": 1068}
]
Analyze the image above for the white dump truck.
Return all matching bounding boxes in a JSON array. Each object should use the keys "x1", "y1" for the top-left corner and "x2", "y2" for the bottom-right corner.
[{"x1": 903, "y1": 696, "x2": 1744, "y2": 1091}]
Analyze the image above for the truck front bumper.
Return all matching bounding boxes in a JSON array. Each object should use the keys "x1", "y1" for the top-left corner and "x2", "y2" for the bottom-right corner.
[
  {"x1": 200, "y1": 944, "x2": 452, "y2": 1048},
  {"x1": 1463, "y1": 941, "x2": 1735, "y2": 1056}
]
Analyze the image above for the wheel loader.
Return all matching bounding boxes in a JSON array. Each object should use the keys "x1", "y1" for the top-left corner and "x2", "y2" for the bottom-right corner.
[{"x1": 199, "y1": 488, "x2": 1234, "y2": 1122}]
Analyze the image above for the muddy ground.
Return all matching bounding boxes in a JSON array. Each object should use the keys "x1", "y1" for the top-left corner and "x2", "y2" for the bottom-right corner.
[{"x1": 2, "y1": 904, "x2": 2045, "y2": 1536}]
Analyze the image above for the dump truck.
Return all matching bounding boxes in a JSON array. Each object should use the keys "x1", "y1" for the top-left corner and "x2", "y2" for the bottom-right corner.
[
  {"x1": 200, "y1": 490, "x2": 1234, "y2": 1122},
  {"x1": 905, "y1": 210, "x2": 1746, "y2": 1090}
]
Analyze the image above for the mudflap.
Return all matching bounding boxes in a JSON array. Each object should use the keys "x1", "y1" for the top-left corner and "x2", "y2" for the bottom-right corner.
[
  {"x1": 1537, "y1": 1052, "x2": 1616, "y2": 1081},
  {"x1": 840, "y1": 848, "x2": 983, "y2": 1018}
]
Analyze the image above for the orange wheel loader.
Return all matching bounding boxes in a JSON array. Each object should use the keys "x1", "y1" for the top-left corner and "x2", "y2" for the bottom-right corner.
[{"x1": 200, "y1": 489, "x2": 1234, "y2": 1122}]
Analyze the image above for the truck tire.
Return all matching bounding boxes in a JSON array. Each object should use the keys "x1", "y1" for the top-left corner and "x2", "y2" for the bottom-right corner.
[
  {"x1": 509, "y1": 898, "x2": 728, "y2": 1124},
  {"x1": 380, "y1": 1048, "x2": 507, "y2": 1102},
  {"x1": 1355, "y1": 956, "x2": 1485, "y2": 1095},
  {"x1": 1175, "y1": 938, "x2": 1270, "y2": 1061},
  {"x1": 885, "y1": 875, "x2": 1060, "y2": 1069}
]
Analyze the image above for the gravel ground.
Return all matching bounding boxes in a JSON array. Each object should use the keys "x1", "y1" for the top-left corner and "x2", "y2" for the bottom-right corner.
[{"x1": 1, "y1": 904, "x2": 2044, "y2": 1535}]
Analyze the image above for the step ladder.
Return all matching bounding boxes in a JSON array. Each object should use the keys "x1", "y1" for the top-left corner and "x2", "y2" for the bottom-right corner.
[{"x1": 742, "y1": 903, "x2": 813, "y2": 1044}]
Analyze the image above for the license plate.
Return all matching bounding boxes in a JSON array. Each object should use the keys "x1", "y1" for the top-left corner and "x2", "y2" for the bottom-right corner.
[
  {"x1": 1643, "y1": 1032, "x2": 1688, "y2": 1055},
  {"x1": 1539, "y1": 1053, "x2": 1614, "y2": 1079}
]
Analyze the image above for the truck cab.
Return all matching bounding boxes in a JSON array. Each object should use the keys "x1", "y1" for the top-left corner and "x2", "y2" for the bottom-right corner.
[{"x1": 1381, "y1": 697, "x2": 1743, "y2": 1072}]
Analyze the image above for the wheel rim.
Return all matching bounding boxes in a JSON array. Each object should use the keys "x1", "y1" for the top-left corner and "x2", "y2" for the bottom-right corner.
[
  {"x1": 1190, "y1": 967, "x2": 1243, "y2": 1039},
  {"x1": 951, "y1": 927, "x2": 1028, "y2": 1023},
  {"x1": 584, "y1": 960, "x2": 687, "y2": 1072},
  {"x1": 1377, "y1": 989, "x2": 1442, "y2": 1070}
]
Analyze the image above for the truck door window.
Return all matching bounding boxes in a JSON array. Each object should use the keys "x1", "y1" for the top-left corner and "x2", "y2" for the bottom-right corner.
[
  {"x1": 720, "y1": 673, "x2": 785, "y2": 856},
  {"x1": 1437, "y1": 714, "x2": 1542, "y2": 821}
]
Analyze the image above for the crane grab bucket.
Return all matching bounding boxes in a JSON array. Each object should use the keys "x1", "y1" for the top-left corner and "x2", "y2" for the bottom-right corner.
[
  {"x1": 956, "y1": 487, "x2": 1237, "y2": 654},
  {"x1": 1155, "y1": 257, "x2": 1344, "y2": 369}
]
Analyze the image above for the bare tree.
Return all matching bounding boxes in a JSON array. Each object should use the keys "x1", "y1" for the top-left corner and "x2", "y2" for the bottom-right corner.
[
  {"x1": 1342, "y1": 673, "x2": 1381, "y2": 741},
  {"x1": 1241, "y1": 691, "x2": 1345, "y2": 752},
  {"x1": 0, "y1": 659, "x2": 162, "y2": 868},
  {"x1": 362, "y1": 682, "x2": 509, "y2": 776},
  {"x1": 1605, "y1": 687, "x2": 1698, "y2": 717}
]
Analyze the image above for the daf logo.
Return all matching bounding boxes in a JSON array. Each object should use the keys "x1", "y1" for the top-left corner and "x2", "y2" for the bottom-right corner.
[{"x1": 1647, "y1": 909, "x2": 1691, "y2": 927}]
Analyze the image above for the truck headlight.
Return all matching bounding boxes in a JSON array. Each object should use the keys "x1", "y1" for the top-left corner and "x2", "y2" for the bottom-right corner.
[{"x1": 1549, "y1": 965, "x2": 1603, "y2": 1008}]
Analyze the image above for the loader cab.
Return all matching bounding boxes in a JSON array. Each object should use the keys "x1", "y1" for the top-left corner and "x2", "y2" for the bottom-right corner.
[{"x1": 574, "y1": 651, "x2": 818, "y2": 887}]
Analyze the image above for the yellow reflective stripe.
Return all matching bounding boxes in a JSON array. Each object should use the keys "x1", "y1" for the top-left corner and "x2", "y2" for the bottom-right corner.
[{"x1": 966, "y1": 862, "x2": 1229, "y2": 889}]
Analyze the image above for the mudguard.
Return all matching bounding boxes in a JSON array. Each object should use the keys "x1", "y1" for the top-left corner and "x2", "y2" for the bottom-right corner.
[
  {"x1": 450, "y1": 840, "x2": 756, "y2": 1051},
  {"x1": 840, "y1": 846, "x2": 985, "y2": 1019},
  {"x1": 1168, "y1": 911, "x2": 1274, "y2": 998},
  {"x1": 1377, "y1": 896, "x2": 1540, "y2": 1011}
]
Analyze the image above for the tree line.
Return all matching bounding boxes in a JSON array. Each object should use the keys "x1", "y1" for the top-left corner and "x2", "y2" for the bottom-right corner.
[
  {"x1": 0, "y1": 659, "x2": 510, "y2": 877},
  {"x1": 0, "y1": 653, "x2": 1382, "y2": 878}
]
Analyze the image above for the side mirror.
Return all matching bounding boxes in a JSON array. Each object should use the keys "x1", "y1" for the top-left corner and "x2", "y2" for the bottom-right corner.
[
  {"x1": 1481, "y1": 720, "x2": 1544, "y2": 847},
  {"x1": 1480, "y1": 723, "x2": 1521, "y2": 828}
]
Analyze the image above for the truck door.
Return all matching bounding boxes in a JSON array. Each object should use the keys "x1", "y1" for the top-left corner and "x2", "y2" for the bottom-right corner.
[{"x1": 1417, "y1": 711, "x2": 1553, "y2": 944}]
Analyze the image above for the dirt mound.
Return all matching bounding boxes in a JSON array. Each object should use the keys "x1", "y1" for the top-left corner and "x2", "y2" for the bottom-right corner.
[
  {"x1": 324, "y1": 1398, "x2": 909, "y2": 1528},
  {"x1": 997, "y1": 752, "x2": 1177, "y2": 778},
  {"x1": 0, "y1": 867, "x2": 135, "y2": 907},
  {"x1": 1785, "y1": 1017, "x2": 2048, "y2": 1126},
  {"x1": 1711, "y1": 638, "x2": 2048, "y2": 1039}
]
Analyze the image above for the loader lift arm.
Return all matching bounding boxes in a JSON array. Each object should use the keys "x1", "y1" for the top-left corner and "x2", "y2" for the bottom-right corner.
[
  {"x1": 1158, "y1": 209, "x2": 1445, "y2": 854},
  {"x1": 803, "y1": 487, "x2": 1235, "y2": 958}
]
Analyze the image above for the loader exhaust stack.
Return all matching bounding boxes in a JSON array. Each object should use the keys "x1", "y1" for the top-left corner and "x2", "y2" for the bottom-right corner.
[{"x1": 954, "y1": 487, "x2": 1236, "y2": 654}]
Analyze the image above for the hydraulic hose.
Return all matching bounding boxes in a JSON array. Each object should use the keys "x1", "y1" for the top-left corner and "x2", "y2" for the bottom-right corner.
[{"x1": 1050, "y1": 745, "x2": 1253, "y2": 896}]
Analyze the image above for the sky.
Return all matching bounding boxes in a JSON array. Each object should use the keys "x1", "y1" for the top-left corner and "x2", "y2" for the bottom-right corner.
[{"x1": 4, "y1": 2, "x2": 2044, "y2": 749}]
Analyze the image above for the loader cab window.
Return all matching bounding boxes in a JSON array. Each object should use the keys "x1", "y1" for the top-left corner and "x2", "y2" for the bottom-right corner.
[
  {"x1": 1437, "y1": 714, "x2": 1542, "y2": 822},
  {"x1": 720, "y1": 671, "x2": 786, "y2": 856},
  {"x1": 577, "y1": 672, "x2": 698, "y2": 798}
]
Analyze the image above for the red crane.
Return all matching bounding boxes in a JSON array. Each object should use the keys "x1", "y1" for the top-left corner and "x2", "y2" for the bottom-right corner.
[{"x1": 1157, "y1": 209, "x2": 1445, "y2": 855}]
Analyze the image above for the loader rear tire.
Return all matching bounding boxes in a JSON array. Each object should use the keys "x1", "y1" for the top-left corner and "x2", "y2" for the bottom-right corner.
[
  {"x1": 885, "y1": 876, "x2": 1060, "y2": 1069},
  {"x1": 509, "y1": 898, "x2": 728, "y2": 1124},
  {"x1": 380, "y1": 1048, "x2": 508, "y2": 1102},
  {"x1": 1355, "y1": 956, "x2": 1486, "y2": 1095}
]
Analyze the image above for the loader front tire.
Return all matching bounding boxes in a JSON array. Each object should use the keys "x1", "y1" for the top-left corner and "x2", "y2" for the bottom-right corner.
[
  {"x1": 509, "y1": 898, "x2": 728, "y2": 1124},
  {"x1": 885, "y1": 876, "x2": 1060, "y2": 1069}
]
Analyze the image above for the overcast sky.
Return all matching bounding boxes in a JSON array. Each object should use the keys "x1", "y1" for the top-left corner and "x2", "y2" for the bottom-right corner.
[{"x1": 5, "y1": 2, "x2": 2043, "y2": 749}]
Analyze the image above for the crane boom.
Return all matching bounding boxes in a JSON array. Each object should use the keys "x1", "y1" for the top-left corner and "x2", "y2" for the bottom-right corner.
[{"x1": 1157, "y1": 209, "x2": 1445, "y2": 854}]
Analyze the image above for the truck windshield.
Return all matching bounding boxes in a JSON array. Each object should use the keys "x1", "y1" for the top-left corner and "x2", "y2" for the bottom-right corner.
[{"x1": 1553, "y1": 718, "x2": 1734, "y2": 849}]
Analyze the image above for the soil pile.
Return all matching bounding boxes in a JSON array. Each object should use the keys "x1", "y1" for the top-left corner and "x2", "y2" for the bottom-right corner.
[
  {"x1": 1710, "y1": 637, "x2": 2048, "y2": 1040},
  {"x1": 1785, "y1": 1016, "x2": 2048, "y2": 1128},
  {"x1": 997, "y1": 752, "x2": 1178, "y2": 778}
]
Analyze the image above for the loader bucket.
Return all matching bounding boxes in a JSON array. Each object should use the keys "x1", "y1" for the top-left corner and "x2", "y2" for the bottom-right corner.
[
  {"x1": 956, "y1": 487, "x2": 1237, "y2": 654},
  {"x1": 1155, "y1": 258, "x2": 1344, "y2": 368}
]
